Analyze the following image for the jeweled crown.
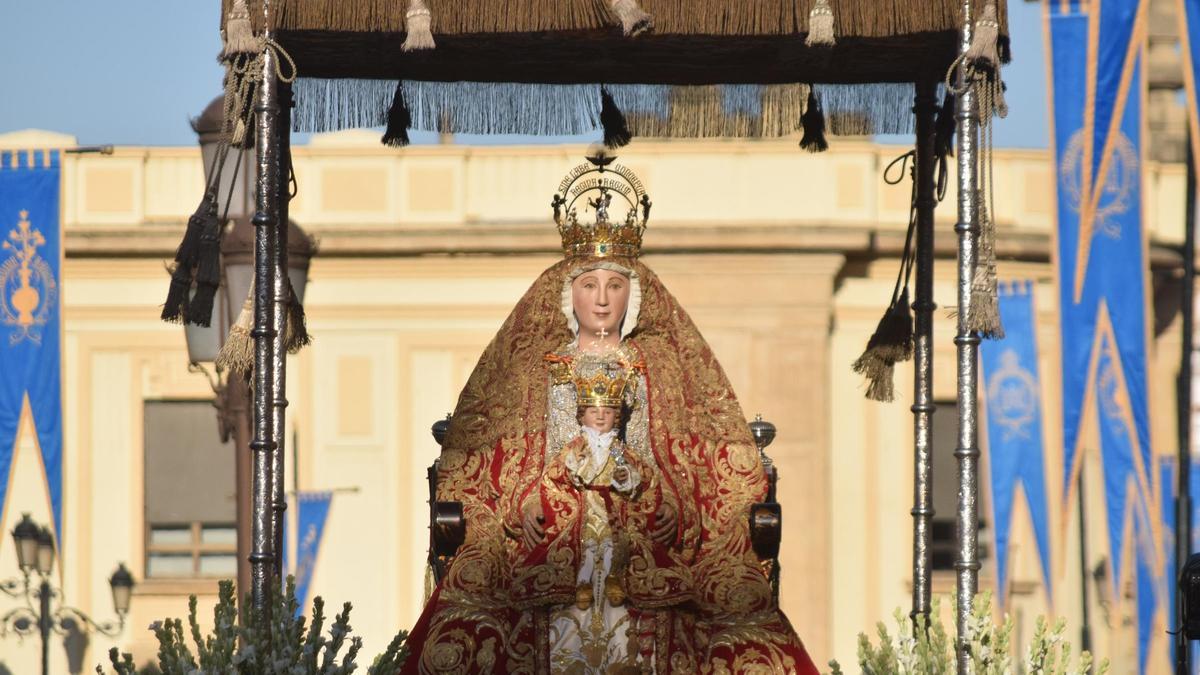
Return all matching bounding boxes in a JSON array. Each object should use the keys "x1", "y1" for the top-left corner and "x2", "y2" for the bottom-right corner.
[
  {"x1": 574, "y1": 366, "x2": 638, "y2": 409},
  {"x1": 552, "y1": 148, "x2": 651, "y2": 259}
]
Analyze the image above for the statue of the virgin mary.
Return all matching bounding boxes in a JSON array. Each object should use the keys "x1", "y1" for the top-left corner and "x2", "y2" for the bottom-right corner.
[{"x1": 400, "y1": 153, "x2": 818, "y2": 675}]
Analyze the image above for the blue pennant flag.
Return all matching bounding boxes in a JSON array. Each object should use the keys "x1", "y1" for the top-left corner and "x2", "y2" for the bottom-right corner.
[
  {"x1": 980, "y1": 281, "x2": 1053, "y2": 607},
  {"x1": 0, "y1": 150, "x2": 64, "y2": 551},
  {"x1": 293, "y1": 491, "x2": 333, "y2": 616},
  {"x1": 1047, "y1": 0, "x2": 1156, "y2": 625}
]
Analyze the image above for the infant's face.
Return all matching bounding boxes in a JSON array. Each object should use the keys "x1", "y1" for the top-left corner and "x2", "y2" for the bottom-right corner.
[{"x1": 580, "y1": 406, "x2": 618, "y2": 433}]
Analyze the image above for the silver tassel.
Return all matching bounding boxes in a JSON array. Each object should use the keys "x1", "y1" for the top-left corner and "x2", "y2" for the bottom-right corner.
[
  {"x1": 609, "y1": 0, "x2": 653, "y2": 37},
  {"x1": 966, "y1": 201, "x2": 1004, "y2": 339},
  {"x1": 221, "y1": 0, "x2": 259, "y2": 58},
  {"x1": 216, "y1": 282, "x2": 255, "y2": 375},
  {"x1": 965, "y1": 2, "x2": 1001, "y2": 71},
  {"x1": 805, "y1": 0, "x2": 836, "y2": 47},
  {"x1": 403, "y1": 0, "x2": 436, "y2": 52}
]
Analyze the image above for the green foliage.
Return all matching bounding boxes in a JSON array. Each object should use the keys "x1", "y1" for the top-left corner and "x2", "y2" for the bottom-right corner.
[
  {"x1": 97, "y1": 577, "x2": 409, "y2": 675},
  {"x1": 827, "y1": 593, "x2": 1109, "y2": 675}
]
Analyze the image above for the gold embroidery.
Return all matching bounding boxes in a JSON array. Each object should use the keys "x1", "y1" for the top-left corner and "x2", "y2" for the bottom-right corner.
[{"x1": 413, "y1": 257, "x2": 805, "y2": 673}]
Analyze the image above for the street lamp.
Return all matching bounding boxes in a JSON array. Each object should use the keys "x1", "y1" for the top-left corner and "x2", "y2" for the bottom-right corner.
[
  {"x1": 1, "y1": 516, "x2": 132, "y2": 675},
  {"x1": 109, "y1": 564, "x2": 133, "y2": 618},
  {"x1": 182, "y1": 95, "x2": 314, "y2": 602},
  {"x1": 11, "y1": 513, "x2": 38, "y2": 573},
  {"x1": 34, "y1": 527, "x2": 53, "y2": 577}
]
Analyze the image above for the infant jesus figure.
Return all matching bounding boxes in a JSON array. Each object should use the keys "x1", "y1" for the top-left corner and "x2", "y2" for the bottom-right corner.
[{"x1": 512, "y1": 362, "x2": 656, "y2": 626}]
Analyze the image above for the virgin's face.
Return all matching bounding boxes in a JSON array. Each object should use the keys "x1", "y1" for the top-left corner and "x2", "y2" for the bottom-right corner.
[{"x1": 571, "y1": 269, "x2": 630, "y2": 338}]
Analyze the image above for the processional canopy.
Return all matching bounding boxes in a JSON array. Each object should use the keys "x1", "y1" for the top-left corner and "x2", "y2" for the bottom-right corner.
[{"x1": 225, "y1": 0, "x2": 1010, "y2": 140}]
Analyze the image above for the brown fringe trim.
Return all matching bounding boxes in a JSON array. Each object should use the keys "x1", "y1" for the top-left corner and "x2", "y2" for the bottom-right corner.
[
  {"x1": 624, "y1": 84, "x2": 807, "y2": 138},
  {"x1": 231, "y1": 0, "x2": 1009, "y2": 39}
]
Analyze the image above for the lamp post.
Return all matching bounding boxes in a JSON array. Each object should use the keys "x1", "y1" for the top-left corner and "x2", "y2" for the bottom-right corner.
[
  {"x1": 184, "y1": 96, "x2": 312, "y2": 602},
  {"x1": 0, "y1": 514, "x2": 132, "y2": 675}
]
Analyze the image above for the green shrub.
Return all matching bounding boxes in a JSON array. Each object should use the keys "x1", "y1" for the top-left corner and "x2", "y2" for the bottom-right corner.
[
  {"x1": 827, "y1": 593, "x2": 1108, "y2": 675},
  {"x1": 98, "y1": 577, "x2": 408, "y2": 675}
]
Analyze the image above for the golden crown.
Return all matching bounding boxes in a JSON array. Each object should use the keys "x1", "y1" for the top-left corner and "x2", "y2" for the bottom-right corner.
[
  {"x1": 574, "y1": 366, "x2": 638, "y2": 409},
  {"x1": 552, "y1": 149, "x2": 651, "y2": 259}
]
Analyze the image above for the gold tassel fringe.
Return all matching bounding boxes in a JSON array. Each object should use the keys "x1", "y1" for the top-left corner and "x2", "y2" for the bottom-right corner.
[{"x1": 216, "y1": 282, "x2": 255, "y2": 375}]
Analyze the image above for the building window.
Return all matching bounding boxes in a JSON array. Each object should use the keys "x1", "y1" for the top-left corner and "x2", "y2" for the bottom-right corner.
[
  {"x1": 143, "y1": 400, "x2": 237, "y2": 579},
  {"x1": 930, "y1": 400, "x2": 990, "y2": 571}
]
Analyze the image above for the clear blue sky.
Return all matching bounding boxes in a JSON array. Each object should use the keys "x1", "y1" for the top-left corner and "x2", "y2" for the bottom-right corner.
[{"x1": 0, "y1": 1, "x2": 1047, "y2": 149}]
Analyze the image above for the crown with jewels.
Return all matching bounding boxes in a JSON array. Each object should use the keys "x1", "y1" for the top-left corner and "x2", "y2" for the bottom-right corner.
[
  {"x1": 552, "y1": 149, "x2": 652, "y2": 259},
  {"x1": 574, "y1": 365, "x2": 638, "y2": 409}
]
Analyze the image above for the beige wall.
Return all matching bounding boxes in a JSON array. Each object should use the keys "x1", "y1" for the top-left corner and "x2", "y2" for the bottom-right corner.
[{"x1": 0, "y1": 131, "x2": 1187, "y2": 672}]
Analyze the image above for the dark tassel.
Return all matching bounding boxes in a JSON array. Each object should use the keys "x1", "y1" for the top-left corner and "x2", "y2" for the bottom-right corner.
[
  {"x1": 799, "y1": 88, "x2": 828, "y2": 153},
  {"x1": 863, "y1": 362, "x2": 895, "y2": 403},
  {"x1": 186, "y1": 212, "x2": 223, "y2": 326},
  {"x1": 934, "y1": 92, "x2": 956, "y2": 159},
  {"x1": 161, "y1": 264, "x2": 193, "y2": 323},
  {"x1": 284, "y1": 277, "x2": 312, "y2": 353},
  {"x1": 161, "y1": 190, "x2": 218, "y2": 323},
  {"x1": 600, "y1": 88, "x2": 632, "y2": 149},
  {"x1": 851, "y1": 288, "x2": 914, "y2": 402},
  {"x1": 381, "y1": 82, "x2": 412, "y2": 147},
  {"x1": 998, "y1": 35, "x2": 1012, "y2": 65}
]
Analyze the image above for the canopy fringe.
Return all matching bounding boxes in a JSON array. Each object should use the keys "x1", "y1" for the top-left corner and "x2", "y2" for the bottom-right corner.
[
  {"x1": 295, "y1": 78, "x2": 920, "y2": 138},
  {"x1": 246, "y1": 0, "x2": 1005, "y2": 39}
]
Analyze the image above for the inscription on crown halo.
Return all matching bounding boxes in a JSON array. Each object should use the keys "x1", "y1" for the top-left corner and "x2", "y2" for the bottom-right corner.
[{"x1": 553, "y1": 151, "x2": 651, "y2": 259}]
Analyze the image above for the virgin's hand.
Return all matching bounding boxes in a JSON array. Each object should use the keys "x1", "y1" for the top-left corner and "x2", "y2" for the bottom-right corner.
[
  {"x1": 652, "y1": 503, "x2": 677, "y2": 546},
  {"x1": 522, "y1": 501, "x2": 546, "y2": 549}
]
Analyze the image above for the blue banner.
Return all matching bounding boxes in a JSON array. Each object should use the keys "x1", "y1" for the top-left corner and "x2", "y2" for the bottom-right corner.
[
  {"x1": 980, "y1": 280, "x2": 1053, "y2": 606},
  {"x1": 1048, "y1": 0, "x2": 1155, "y2": 609},
  {"x1": 0, "y1": 150, "x2": 63, "y2": 550},
  {"x1": 293, "y1": 491, "x2": 332, "y2": 615}
]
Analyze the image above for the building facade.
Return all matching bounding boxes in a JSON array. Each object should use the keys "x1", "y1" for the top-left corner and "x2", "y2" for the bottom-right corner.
[{"x1": 0, "y1": 128, "x2": 1188, "y2": 673}]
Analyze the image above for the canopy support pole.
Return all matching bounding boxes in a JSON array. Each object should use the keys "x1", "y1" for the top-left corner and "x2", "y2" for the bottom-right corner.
[
  {"x1": 1177, "y1": 128, "x2": 1196, "y2": 675},
  {"x1": 270, "y1": 82, "x2": 293, "y2": 582},
  {"x1": 251, "y1": 0, "x2": 282, "y2": 616},
  {"x1": 910, "y1": 76, "x2": 939, "y2": 624},
  {"x1": 953, "y1": 0, "x2": 983, "y2": 670}
]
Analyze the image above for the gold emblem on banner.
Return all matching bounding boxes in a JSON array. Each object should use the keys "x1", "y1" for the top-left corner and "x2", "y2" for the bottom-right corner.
[
  {"x1": 1059, "y1": 129, "x2": 1138, "y2": 241},
  {"x1": 986, "y1": 350, "x2": 1038, "y2": 441},
  {"x1": 1, "y1": 210, "x2": 57, "y2": 345},
  {"x1": 1098, "y1": 356, "x2": 1131, "y2": 438}
]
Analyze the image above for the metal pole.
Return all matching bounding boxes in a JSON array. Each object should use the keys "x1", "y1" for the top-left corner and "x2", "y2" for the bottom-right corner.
[
  {"x1": 228, "y1": 378, "x2": 254, "y2": 606},
  {"x1": 911, "y1": 76, "x2": 939, "y2": 623},
  {"x1": 250, "y1": 0, "x2": 281, "y2": 614},
  {"x1": 1178, "y1": 131, "x2": 1196, "y2": 675},
  {"x1": 270, "y1": 82, "x2": 293, "y2": 581},
  {"x1": 953, "y1": 0, "x2": 982, "y2": 670},
  {"x1": 1077, "y1": 455, "x2": 1092, "y2": 656},
  {"x1": 39, "y1": 578, "x2": 49, "y2": 675}
]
